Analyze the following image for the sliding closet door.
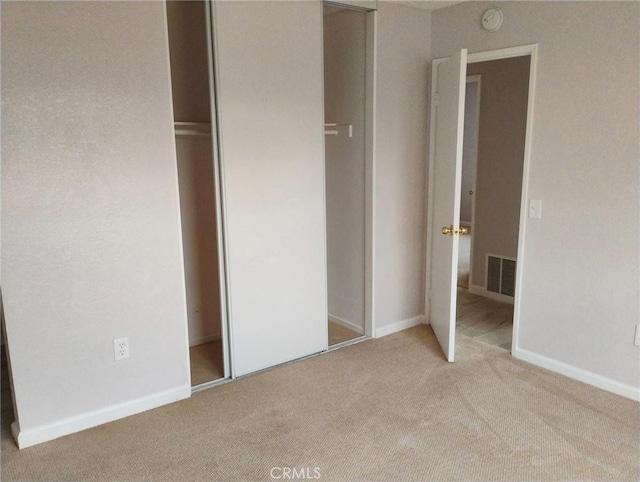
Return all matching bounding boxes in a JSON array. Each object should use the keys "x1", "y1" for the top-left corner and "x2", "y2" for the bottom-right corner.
[{"x1": 213, "y1": 1, "x2": 327, "y2": 376}]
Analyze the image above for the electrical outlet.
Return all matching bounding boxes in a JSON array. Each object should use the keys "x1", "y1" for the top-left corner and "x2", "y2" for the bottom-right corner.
[
  {"x1": 113, "y1": 337, "x2": 129, "y2": 361},
  {"x1": 634, "y1": 325, "x2": 640, "y2": 347}
]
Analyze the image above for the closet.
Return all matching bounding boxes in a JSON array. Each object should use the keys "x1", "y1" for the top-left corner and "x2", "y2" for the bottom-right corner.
[
  {"x1": 323, "y1": 4, "x2": 368, "y2": 346},
  {"x1": 166, "y1": 0, "x2": 225, "y2": 387},
  {"x1": 168, "y1": 0, "x2": 362, "y2": 379}
]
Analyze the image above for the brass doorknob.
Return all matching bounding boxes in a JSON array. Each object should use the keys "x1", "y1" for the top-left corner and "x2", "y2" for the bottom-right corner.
[{"x1": 441, "y1": 225, "x2": 469, "y2": 236}]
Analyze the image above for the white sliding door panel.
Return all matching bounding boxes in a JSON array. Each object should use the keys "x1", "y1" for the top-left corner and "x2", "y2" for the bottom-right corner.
[{"x1": 213, "y1": 2, "x2": 327, "y2": 376}]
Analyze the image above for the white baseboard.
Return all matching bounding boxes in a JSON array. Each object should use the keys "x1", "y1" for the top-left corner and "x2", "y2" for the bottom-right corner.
[
  {"x1": 12, "y1": 385, "x2": 191, "y2": 449},
  {"x1": 468, "y1": 284, "x2": 514, "y2": 305},
  {"x1": 375, "y1": 315, "x2": 426, "y2": 338},
  {"x1": 513, "y1": 347, "x2": 640, "y2": 402},
  {"x1": 328, "y1": 314, "x2": 364, "y2": 335},
  {"x1": 188, "y1": 333, "x2": 221, "y2": 347}
]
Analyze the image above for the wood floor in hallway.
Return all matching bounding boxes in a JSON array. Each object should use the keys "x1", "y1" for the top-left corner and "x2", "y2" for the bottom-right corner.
[{"x1": 456, "y1": 287, "x2": 513, "y2": 351}]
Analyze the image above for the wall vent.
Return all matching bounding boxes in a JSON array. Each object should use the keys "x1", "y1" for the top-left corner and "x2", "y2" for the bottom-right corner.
[{"x1": 486, "y1": 255, "x2": 516, "y2": 297}]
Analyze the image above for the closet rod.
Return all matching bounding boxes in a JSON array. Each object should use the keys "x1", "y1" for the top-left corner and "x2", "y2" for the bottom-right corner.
[{"x1": 174, "y1": 121, "x2": 212, "y2": 137}]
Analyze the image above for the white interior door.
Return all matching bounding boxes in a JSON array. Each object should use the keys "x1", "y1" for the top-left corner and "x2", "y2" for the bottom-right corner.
[{"x1": 428, "y1": 50, "x2": 467, "y2": 362}]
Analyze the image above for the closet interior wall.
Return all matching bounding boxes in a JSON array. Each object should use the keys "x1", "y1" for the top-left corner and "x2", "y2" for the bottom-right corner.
[
  {"x1": 323, "y1": 6, "x2": 367, "y2": 338},
  {"x1": 166, "y1": 2, "x2": 222, "y2": 353}
]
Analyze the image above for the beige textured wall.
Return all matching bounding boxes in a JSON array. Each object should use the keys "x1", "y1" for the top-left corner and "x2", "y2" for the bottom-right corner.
[
  {"x1": 467, "y1": 57, "x2": 530, "y2": 288},
  {"x1": 432, "y1": 1, "x2": 640, "y2": 389},
  {"x1": 374, "y1": 2, "x2": 431, "y2": 329},
  {"x1": 324, "y1": 7, "x2": 367, "y2": 331},
  {"x1": 167, "y1": 1, "x2": 221, "y2": 346},
  {"x1": 1, "y1": 1, "x2": 190, "y2": 439}
]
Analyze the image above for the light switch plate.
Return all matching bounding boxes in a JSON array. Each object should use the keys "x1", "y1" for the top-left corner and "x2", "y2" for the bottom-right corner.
[{"x1": 529, "y1": 199, "x2": 542, "y2": 219}]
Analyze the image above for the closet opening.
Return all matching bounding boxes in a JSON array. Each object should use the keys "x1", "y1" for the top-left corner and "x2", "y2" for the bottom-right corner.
[
  {"x1": 166, "y1": 0, "x2": 229, "y2": 387},
  {"x1": 323, "y1": 3, "x2": 373, "y2": 348}
]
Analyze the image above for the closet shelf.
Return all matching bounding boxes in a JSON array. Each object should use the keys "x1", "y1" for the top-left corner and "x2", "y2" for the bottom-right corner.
[{"x1": 175, "y1": 121, "x2": 212, "y2": 137}]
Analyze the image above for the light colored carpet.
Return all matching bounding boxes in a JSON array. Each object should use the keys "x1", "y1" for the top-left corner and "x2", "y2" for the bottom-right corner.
[
  {"x1": 328, "y1": 320, "x2": 362, "y2": 346},
  {"x1": 2, "y1": 326, "x2": 639, "y2": 481},
  {"x1": 457, "y1": 287, "x2": 513, "y2": 351},
  {"x1": 189, "y1": 340, "x2": 224, "y2": 386}
]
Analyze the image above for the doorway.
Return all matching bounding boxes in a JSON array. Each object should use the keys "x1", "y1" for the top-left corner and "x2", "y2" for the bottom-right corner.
[
  {"x1": 166, "y1": 0, "x2": 229, "y2": 388},
  {"x1": 426, "y1": 44, "x2": 537, "y2": 361},
  {"x1": 456, "y1": 56, "x2": 531, "y2": 352},
  {"x1": 323, "y1": 2, "x2": 375, "y2": 347}
]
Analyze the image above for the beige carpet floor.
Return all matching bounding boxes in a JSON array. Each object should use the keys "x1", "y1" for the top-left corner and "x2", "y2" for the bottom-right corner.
[
  {"x1": 2, "y1": 326, "x2": 639, "y2": 481},
  {"x1": 189, "y1": 340, "x2": 224, "y2": 386},
  {"x1": 328, "y1": 320, "x2": 362, "y2": 346}
]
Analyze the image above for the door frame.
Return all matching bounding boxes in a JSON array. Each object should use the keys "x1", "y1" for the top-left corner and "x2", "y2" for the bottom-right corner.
[
  {"x1": 425, "y1": 43, "x2": 538, "y2": 356},
  {"x1": 363, "y1": 7, "x2": 376, "y2": 340}
]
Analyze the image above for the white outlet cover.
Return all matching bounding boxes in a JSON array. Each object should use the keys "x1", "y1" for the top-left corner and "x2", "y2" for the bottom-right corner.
[{"x1": 113, "y1": 337, "x2": 130, "y2": 361}]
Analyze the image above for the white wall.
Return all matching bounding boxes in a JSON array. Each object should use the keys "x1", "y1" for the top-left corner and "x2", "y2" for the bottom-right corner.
[
  {"x1": 374, "y1": 2, "x2": 431, "y2": 332},
  {"x1": 1, "y1": 1, "x2": 191, "y2": 447},
  {"x1": 432, "y1": 1, "x2": 640, "y2": 393},
  {"x1": 324, "y1": 7, "x2": 367, "y2": 332},
  {"x1": 467, "y1": 57, "x2": 529, "y2": 288},
  {"x1": 213, "y1": 1, "x2": 328, "y2": 376}
]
